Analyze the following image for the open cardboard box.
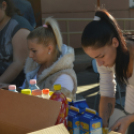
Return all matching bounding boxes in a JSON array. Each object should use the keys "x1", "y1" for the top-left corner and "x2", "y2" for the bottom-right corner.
[
  {"x1": 28, "y1": 126, "x2": 119, "y2": 134},
  {"x1": 108, "y1": 132, "x2": 121, "y2": 134},
  {"x1": 27, "y1": 124, "x2": 69, "y2": 134},
  {"x1": 0, "y1": 90, "x2": 69, "y2": 134}
]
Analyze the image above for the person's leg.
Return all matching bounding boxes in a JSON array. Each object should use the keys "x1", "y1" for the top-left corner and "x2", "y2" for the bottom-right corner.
[{"x1": 108, "y1": 108, "x2": 128, "y2": 134}]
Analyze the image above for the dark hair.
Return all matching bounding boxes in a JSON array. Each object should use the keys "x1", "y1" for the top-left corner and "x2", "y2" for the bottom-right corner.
[
  {"x1": 27, "y1": 17, "x2": 63, "y2": 52},
  {"x1": 0, "y1": 0, "x2": 20, "y2": 17},
  {"x1": 81, "y1": 9, "x2": 129, "y2": 85}
]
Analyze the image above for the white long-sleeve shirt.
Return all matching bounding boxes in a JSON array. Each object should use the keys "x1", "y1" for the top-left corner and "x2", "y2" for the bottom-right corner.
[{"x1": 97, "y1": 61, "x2": 134, "y2": 114}]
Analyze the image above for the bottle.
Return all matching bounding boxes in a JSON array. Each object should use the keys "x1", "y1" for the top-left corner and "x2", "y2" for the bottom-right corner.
[
  {"x1": 50, "y1": 84, "x2": 68, "y2": 128},
  {"x1": 21, "y1": 89, "x2": 31, "y2": 95},
  {"x1": 49, "y1": 91, "x2": 54, "y2": 97},
  {"x1": 8, "y1": 85, "x2": 18, "y2": 92},
  {"x1": 29, "y1": 79, "x2": 39, "y2": 91},
  {"x1": 103, "y1": 127, "x2": 108, "y2": 134},
  {"x1": 32, "y1": 89, "x2": 42, "y2": 98},
  {"x1": 42, "y1": 88, "x2": 50, "y2": 99}
]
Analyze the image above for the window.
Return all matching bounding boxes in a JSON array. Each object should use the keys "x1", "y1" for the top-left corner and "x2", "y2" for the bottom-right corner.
[{"x1": 129, "y1": 0, "x2": 134, "y2": 8}]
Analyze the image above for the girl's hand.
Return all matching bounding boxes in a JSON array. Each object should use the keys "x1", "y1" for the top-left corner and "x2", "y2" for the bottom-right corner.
[{"x1": 110, "y1": 115, "x2": 133, "y2": 134}]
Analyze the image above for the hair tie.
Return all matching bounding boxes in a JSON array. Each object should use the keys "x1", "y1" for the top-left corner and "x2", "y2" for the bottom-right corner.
[
  {"x1": 93, "y1": 16, "x2": 101, "y2": 21},
  {"x1": 43, "y1": 24, "x2": 48, "y2": 28}
]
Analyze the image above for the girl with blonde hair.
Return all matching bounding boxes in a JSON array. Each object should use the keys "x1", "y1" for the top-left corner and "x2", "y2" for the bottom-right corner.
[{"x1": 21, "y1": 17, "x2": 77, "y2": 100}]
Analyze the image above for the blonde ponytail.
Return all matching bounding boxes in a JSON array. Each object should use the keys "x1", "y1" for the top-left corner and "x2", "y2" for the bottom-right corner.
[{"x1": 45, "y1": 17, "x2": 62, "y2": 51}]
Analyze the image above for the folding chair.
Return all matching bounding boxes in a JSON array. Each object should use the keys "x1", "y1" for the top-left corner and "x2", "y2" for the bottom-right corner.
[{"x1": 92, "y1": 59, "x2": 99, "y2": 110}]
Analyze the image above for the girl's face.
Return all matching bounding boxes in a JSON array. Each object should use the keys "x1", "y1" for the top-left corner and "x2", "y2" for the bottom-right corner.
[
  {"x1": 83, "y1": 37, "x2": 119, "y2": 67},
  {"x1": 28, "y1": 38, "x2": 53, "y2": 65}
]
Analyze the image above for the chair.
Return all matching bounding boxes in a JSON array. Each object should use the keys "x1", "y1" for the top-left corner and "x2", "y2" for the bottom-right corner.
[
  {"x1": 92, "y1": 59, "x2": 125, "y2": 110},
  {"x1": 92, "y1": 59, "x2": 100, "y2": 110}
]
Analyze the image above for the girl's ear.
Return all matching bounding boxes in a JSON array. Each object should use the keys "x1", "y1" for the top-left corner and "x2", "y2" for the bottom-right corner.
[
  {"x1": 47, "y1": 44, "x2": 53, "y2": 55},
  {"x1": 112, "y1": 37, "x2": 119, "y2": 48}
]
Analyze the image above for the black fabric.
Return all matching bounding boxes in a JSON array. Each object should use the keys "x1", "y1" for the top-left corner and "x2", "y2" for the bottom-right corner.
[
  {"x1": 11, "y1": 24, "x2": 20, "y2": 38},
  {"x1": 12, "y1": 14, "x2": 33, "y2": 31},
  {"x1": 11, "y1": 71, "x2": 25, "y2": 87},
  {"x1": 127, "y1": 122, "x2": 134, "y2": 134}
]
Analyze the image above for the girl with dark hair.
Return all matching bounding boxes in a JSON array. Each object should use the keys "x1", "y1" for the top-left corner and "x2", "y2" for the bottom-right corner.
[
  {"x1": 81, "y1": 9, "x2": 134, "y2": 134},
  {"x1": 0, "y1": 0, "x2": 33, "y2": 87},
  {"x1": 11, "y1": 0, "x2": 36, "y2": 28}
]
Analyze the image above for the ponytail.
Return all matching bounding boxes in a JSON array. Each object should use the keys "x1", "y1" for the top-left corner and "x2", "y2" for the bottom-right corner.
[
  {"x1": 45, "y1": 17, "x2": 63, "y2": 51},
  {"x1": 27, "y1": 17, "x2": 63, "y2": 52}
]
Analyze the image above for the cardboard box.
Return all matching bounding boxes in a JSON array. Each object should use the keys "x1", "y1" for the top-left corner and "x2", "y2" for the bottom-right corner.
[
  {"x1": 108, "y1": 131, "x2": 121, "y2": 134},
  {"x1": 27, "y1": 124, "x2": 69, "y2": 134},
  {"x1": 0, "y1": 90, "x2": 62, "y2": 134}
]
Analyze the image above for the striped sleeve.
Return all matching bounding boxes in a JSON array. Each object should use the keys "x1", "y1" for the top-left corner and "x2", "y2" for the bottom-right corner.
[{"x1": 96, "y1": 63, "x2": 116, "y2": 98}]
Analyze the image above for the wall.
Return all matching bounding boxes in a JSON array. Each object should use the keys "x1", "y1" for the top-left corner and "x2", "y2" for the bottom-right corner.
[{"x1": 40, "y1": 0, "x2": 134, "y2": 48}]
